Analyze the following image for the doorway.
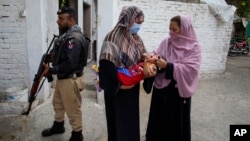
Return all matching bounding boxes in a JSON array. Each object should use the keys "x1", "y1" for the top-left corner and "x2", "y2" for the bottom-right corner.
[{"x1": 83, "y1": 3, "x2": 92, "y2": 60}]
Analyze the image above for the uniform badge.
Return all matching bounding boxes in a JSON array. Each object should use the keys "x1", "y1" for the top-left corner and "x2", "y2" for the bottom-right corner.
[{"x1": 67, "y1": 39, "x2": 74, "y2": 49}]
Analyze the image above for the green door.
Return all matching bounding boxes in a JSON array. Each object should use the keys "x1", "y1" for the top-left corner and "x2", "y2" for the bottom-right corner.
[{"x1": 247, "y1": 21, "x2": 250, "y2": 44}]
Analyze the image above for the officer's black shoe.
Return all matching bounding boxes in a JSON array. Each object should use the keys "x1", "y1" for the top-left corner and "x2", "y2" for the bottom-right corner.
[
  {"x1": 69, "y1": 130, "x2": 84, "y2": 141},
  {"x1": 41, "y1": 121, "x2": 65, "y2": 137}
]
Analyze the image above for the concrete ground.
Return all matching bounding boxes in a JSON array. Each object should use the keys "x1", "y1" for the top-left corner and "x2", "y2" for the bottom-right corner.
[{"x1": 0, "y1": 55, "x2": 250, "y2": 141}]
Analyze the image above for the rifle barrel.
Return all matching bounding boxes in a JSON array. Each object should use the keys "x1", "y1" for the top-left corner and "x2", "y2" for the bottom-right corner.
[{"x1": 22, "y1": 35, "x2": 57, "y2": 116}]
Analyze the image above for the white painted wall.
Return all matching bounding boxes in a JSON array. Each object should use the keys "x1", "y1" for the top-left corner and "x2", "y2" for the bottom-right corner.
[
  {"x1": 97, "y1": 0, "x2": 115, "y2": 60},
  {"x1": 96, "y1": 0, "x2": 114, "y2": 104},
  {"x1": 0, "y1": 0, "x2": 29, "y2": 93},
  {"x1": 78, "y1": 0, "x2": 84, "y2": 31},
  {"x1": 97, "y1": 0, "x2": 234, "y2": 75},
  {"x1": 25, "y1": 0, "x2": 58, "y2": 102},
  {"x1": 91, "y1": 0, "x2": 98, "y2": 41},
  {"x1": 0, "y1": 0, "x2": 58, "y2": 101}
]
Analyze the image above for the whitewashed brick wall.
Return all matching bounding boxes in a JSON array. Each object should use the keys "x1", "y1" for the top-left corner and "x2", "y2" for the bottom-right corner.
[
  {"x1": 115, "y1": 0, "x2": 233, "y2": 74},
  {"x1": 0, "y1": 0, "x2": 58, "y2": 100},
  {"x1": 0, "y1": 0, "x2": 28, "y2": 91}
]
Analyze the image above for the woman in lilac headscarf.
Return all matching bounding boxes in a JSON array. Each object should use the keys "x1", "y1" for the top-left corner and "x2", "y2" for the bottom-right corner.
[{"x1": 145, "y1": 15, "x2": 201, "y2": 141}]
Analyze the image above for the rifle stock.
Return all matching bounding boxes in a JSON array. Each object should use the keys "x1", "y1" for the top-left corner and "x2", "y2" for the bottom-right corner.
[{"x1": 22, "y1": 35, "x2": 57, "y2": 116}]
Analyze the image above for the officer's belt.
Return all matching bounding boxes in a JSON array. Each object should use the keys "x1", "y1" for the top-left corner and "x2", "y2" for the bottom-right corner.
[{"x1": 61, "y1": 72, "x2": 83, "y2": 79}]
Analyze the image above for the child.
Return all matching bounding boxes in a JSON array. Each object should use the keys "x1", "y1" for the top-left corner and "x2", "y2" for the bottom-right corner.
[{"x1": 117, "y1": 53, "x2": 158, "y2": 86}]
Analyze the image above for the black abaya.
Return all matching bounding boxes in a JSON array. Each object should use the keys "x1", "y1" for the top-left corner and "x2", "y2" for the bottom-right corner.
[
  {"x1": 99, "y1": 60, "x2": 140, "y2": 141},
  {"x1": 145, "y1": 63, "x2": 191, "y2": 141}
]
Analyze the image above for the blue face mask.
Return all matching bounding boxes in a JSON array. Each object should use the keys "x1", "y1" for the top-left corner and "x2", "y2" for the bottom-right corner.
[{"x1": 130, "y1": 23, "x2": 141, "y2": 34}]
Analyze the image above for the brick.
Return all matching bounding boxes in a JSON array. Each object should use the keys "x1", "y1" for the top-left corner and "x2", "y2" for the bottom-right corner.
[
  {"x1": 0, "y1": 44, "x2": 10, "y2": 49},
  {"x1": 0, "y1": 0, "x2": 11, "y2": 5}
]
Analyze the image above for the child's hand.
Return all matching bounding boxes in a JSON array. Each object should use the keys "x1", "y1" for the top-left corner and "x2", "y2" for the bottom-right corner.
[{"x1": 143, "y1": 59, "x2": 157, "y2": 77}]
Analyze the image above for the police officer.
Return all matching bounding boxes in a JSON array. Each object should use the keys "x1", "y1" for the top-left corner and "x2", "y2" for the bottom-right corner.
[{"x1": 42, "y1": 7, "x2": 88, "y2": 141}]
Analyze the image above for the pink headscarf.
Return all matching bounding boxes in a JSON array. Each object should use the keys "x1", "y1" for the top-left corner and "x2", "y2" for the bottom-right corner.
[{"x1": 154, "y1": 15, "x2": 201, "y2": 98}]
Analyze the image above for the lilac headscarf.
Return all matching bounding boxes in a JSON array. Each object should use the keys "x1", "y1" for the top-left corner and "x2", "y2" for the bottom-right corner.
[{"x1": 154, "y1": 15, "x2": 201, "y2": 98}]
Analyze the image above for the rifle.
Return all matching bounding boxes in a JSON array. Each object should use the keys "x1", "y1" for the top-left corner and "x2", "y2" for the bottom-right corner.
[{"x1": 22, "y1": 34, "x2": 58, "y2": 116}]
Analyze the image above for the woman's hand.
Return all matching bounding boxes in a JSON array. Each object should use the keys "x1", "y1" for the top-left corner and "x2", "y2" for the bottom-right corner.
[{"x1": 156, "y1": 57, "x2": 167, "y2": 69}]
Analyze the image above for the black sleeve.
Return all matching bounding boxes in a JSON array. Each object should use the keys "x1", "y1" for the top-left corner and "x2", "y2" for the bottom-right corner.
[
  {"x1": 82, "y1": 37, "x2": 89, "y2": 67},
  {"x1": 165, "y1": 62, "x2": 174, "y2": 79},
  {"x1": 57, "y1": 37, "x2": 82, "y2": 76},
  {"x1": 143, "y1": 77, "x2": 154, "y2": 94},
  {"x1": 99, "y1": 60, "x2": 121, "y2": 96}
]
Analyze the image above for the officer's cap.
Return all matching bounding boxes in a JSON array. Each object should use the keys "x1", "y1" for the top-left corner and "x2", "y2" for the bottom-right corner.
[{"x1": 57, "y1": 7, "x2": 75, "y2": 15}]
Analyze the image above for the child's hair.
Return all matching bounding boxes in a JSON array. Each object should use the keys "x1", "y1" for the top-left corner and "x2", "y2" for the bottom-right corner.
[{"x1": 170, "y1": 16, "x2": 181, "y2": 27}]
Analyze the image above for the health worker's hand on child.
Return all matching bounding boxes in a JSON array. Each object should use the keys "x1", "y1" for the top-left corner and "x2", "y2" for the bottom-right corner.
[
  {"x1": 155, "y1": 56, "x2": 167, "y2": 69},
  {"x1": 143, "y1": 52, "x2": 158, "y2": 64},
  {"x1": 143, "y1": 52, "x2": 168, "y2": 71}
]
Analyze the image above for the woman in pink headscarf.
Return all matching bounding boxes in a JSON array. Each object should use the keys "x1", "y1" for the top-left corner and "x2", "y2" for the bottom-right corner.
[{"x1": 145, "y1": 15, "x2": 201, "y2": 141}]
